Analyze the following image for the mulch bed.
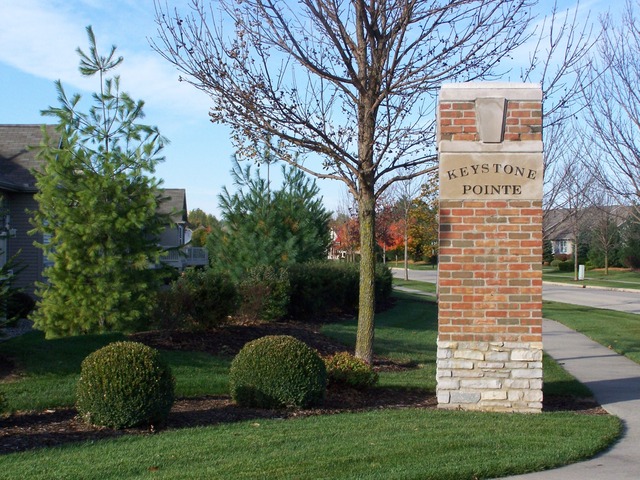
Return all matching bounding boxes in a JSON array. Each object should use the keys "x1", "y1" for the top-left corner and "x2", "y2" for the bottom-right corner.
[{"x1": 0, "y1": 321, "x2": 608, "y2": 455}]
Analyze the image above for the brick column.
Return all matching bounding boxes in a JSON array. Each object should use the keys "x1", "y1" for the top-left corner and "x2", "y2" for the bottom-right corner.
[{"x1": 436, "y1": 83, "x2": 543, "y2": 413}]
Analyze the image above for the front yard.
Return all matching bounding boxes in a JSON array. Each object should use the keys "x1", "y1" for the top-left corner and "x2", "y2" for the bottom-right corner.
[{"x1": 0, "y1": 291, "x2": 621, "y2": 479}]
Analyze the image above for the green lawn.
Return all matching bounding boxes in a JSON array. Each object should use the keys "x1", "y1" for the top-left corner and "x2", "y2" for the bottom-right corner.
[
  {"x1": 0, "y1": 332, "x2": 230, "y2": 412},
  {"x1": 0, "y1": 291, "x2": 621, "y2": 479},
  {"x1": 543, "y1": 301, "x2": 640, "y2": 364},
  {"x1": 0, "y1": 409, "x2": 619, "y2": 480},
  {"x1": 392, "y1": 278, "x2": 438, "y2": 295},
  {"x1": 543, "y1": 268, "x2": 640, "y2": 290}
]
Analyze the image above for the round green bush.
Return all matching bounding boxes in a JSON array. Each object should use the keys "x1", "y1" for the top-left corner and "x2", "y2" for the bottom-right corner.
[
  {"x1": 324, "y1": 352, "x2": 379, "y2": 389},
  {"x1": 76, "y1": 341, "x2": 175, "y2": 429},
  {"x1": 558, "y1": 260, "x2": 575, "y2": 272},
  {"x1": 229, "y1": 335, "x2": 326, "y2": 409}
]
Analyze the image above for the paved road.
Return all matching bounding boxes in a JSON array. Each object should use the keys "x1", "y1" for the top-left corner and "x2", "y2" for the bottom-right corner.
[
  {"x1": 391, "y1": 268, "x2": 640, "y2": 314},
  {"x1": 542, "y1": 283, "x2": 640, "y2": 314}
]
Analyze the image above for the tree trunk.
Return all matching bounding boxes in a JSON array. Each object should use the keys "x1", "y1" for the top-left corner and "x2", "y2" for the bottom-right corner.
[
  {"x1": 574, "y1": 238, "x2": 579, "y2": 281},
  {"x1": 355, "y1": 181, "x2": 376, "y2": 364},
  {"x1": 403, "y1": 222, "x2": 409, "y2": 281}
]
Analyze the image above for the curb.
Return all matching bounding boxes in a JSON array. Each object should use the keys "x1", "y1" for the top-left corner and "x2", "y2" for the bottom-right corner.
[{"x1": 543, "y1": 281, "x2": 640, "y2": 294}]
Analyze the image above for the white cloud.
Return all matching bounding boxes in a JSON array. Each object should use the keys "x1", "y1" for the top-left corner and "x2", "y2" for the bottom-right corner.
[
  {"x1": 0, "y1": 0, "x2": 87, "y2": 82},
  {"x1": 0, "y1": 0, "x2": 210, "y2": 120}
]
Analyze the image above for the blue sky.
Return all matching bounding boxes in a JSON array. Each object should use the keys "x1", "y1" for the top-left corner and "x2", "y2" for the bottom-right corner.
[{"x1": 0, "y1": 0, "x2": 607, "y2": 216}]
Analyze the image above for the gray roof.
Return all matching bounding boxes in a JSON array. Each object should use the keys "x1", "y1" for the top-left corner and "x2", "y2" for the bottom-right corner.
[
  {"x1": 1, "y1": 124, "x2": 189, "y2": 222},
  {"x1": 544, "y1": 205, "x2": 634, "y2": 241},
  {"x1": 159, "y1": 188, "x2": 188, "y2": 224},
  {"x1": 0, "y1": 124, "x2": 59, "y2": 192}
]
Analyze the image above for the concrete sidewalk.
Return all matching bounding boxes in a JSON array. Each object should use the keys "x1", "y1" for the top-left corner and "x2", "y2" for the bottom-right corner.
[{"x1": 502, "y1": 319, "x2": 640, "y2": 479}]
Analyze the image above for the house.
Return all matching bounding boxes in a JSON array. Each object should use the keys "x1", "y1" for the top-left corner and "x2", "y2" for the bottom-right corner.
[
  {"x1": 156, "y1": 188, "x2": 208, "y2": 269},
  {"x1": 327, "y1": 229, "x2": 346, "y2": 260},
  {"x1": 0, "y1": 124, "x2": 207, "y2": 296},
  {"x1": 0, "y1": 125, "x2": 56, "y2": 294},
  {"x1": 543, "y1": 208, "x2": 574, "y2": 256},
  {"x1": 543, "y1": 206, "x2": 633, "y2": 257}
]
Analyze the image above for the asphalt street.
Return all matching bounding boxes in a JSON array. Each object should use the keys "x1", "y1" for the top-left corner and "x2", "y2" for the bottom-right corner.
[{"x1": 391, "y1": 267, "x2": 640, "y2": 314}]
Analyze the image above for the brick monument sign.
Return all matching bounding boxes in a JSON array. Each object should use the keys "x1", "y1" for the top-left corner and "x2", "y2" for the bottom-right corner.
[{"x1": 436, "y1": 83, "x2": 543, "y2": 413}]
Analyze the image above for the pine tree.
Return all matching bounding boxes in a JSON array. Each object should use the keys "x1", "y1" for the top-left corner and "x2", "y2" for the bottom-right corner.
[
  {"x1": 30, "y1": 26, "x2": 167, "y2": 338},
  {"x1": 207, "y1": 158, "x2": 331, "y2": 281}
]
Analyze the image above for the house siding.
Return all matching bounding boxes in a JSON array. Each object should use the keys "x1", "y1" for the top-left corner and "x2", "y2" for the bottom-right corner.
[{"x1": 4, "y1": 192, "x2": 43, "y2": 295}]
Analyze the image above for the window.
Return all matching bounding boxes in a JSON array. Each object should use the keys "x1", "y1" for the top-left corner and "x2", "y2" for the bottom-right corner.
[{"x1": 554, "y1": 239, "x2": 570, "y2": 255}]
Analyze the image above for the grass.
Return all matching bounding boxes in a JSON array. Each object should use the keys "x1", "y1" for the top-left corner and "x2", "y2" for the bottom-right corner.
[
  {"x1": 0, "y1": 409, "x2": 620, "y2": 480},
  {"x1": 0, "y1": 291, "x2": 622, "y2": 478},
  {"x1": 323, "y1": 291, "x2": 594, "y2": 397},
  {"x1": 543, "y1": 301, "x2": 640, "y2": 364},
  {"x1": 0, "y1": 332, "x2": 230, "y2": 412},
  {"x1": 392, "y1": 278, "x2": 438, "y2": 295},
  {"x1": 323, "y1": 291, "x2": 438, "y2": 389},
  {"x1": 543, "y1": 267, "x2": 640, "y2": 290}
]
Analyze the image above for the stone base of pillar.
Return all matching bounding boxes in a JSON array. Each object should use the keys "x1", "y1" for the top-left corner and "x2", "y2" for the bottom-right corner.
[{"x1": 436, "y1": 340, "x2": 543, "y2": 413}]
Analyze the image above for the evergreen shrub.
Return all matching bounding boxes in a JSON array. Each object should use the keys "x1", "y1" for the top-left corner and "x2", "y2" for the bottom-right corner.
[
  {"x1": 324, "y1": 352, "x2": 378, "y2": 389},
  {"x1": 558, "y1": 261, "x2": 575, "y2": 272},
  {"x1": 229, "y1": 335, "x2": 326, "y2": 409},
  {"x1": 0, "y1": 391, "x2": 7, "y2": 416},
  {"x1": 375, "y1": 264, "x2": 393, "y2": 305},
  {"x1": 76, "y1": 341, "x2": 175, "y2": 428},
  {"x1": 287, "y1": 261, "x2": 393, "y2": 319},
  {"x1": 7, "y1": 292, "x2": 36, "y2": 321},
  {"x1": 238, "y1": 265, "x2": 290, "y2": 321},
  {"x1": 624, "y1": 254, "x2": 640, "y2": 270},
  {"x1": 157, "y1": 269, "x2": 238, "y2": 330},
  {"x1": 288, "y1": 261, "x2": 359, "y2": 318}
]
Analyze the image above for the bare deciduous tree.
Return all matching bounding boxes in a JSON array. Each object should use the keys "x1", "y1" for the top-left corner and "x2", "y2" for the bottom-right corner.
[
  {"x1": 588, "y1": 187, "x2": 625, "y2": 275},
  {"x1": 152, "y1": 0, "x2": 591, "y2": 362},
  {"x1": 581, "y1": 0, "x2": 640, "y2": 219},
  {"x1": 552, "y1": 139, "x2": 596, "y2": 280},
  {"x1": 519, "y1": 2, "x2": 598, "y2": 214}
]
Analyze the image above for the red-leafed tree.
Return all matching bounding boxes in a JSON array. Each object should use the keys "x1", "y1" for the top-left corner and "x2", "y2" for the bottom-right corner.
[
  {"x1": 331, "y1": 212, "x2": 360, "y2": 262},
  {"x1": 376, "y1": 197, "x2": 403, "y2": 264}
]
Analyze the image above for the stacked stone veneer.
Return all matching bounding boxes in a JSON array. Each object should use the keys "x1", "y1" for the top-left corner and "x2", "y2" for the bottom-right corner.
[{"x1": 437, "y1": 83, "x2": 543, "y2": 413}]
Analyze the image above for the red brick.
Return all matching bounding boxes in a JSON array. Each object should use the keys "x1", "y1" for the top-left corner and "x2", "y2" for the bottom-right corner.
[
  {"x1": 452, "y1": 102, "x2": 474, "y2": 110},
  {"x1": 452, "y1": 133, "x2": 478, "y2": 141},
  {"x1": 453, "y1": 118, "x2": 476, "y2": 126}
]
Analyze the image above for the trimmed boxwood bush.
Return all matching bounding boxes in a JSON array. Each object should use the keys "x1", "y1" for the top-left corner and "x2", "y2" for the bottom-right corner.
[
  {"x1": 324, "y1": 352, "x2": 378, "y2": 389},
  {"x1": 76, "y1": 341, "x2": 175, "y2": 429},
  {"x1": 558, "y1": 261, "x2": 575, "y2": 272},
  {"x1": 229, "y1": 335, "x2": 326, "y2": 409}
]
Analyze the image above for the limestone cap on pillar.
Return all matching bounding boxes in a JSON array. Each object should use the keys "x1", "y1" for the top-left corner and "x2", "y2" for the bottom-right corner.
[
  {"x1": 438, "y1": 82, "x2": 543, "y2": 154},
  {"x1": 439, "y1": 82, "x2": 542, "y2": 101}
]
